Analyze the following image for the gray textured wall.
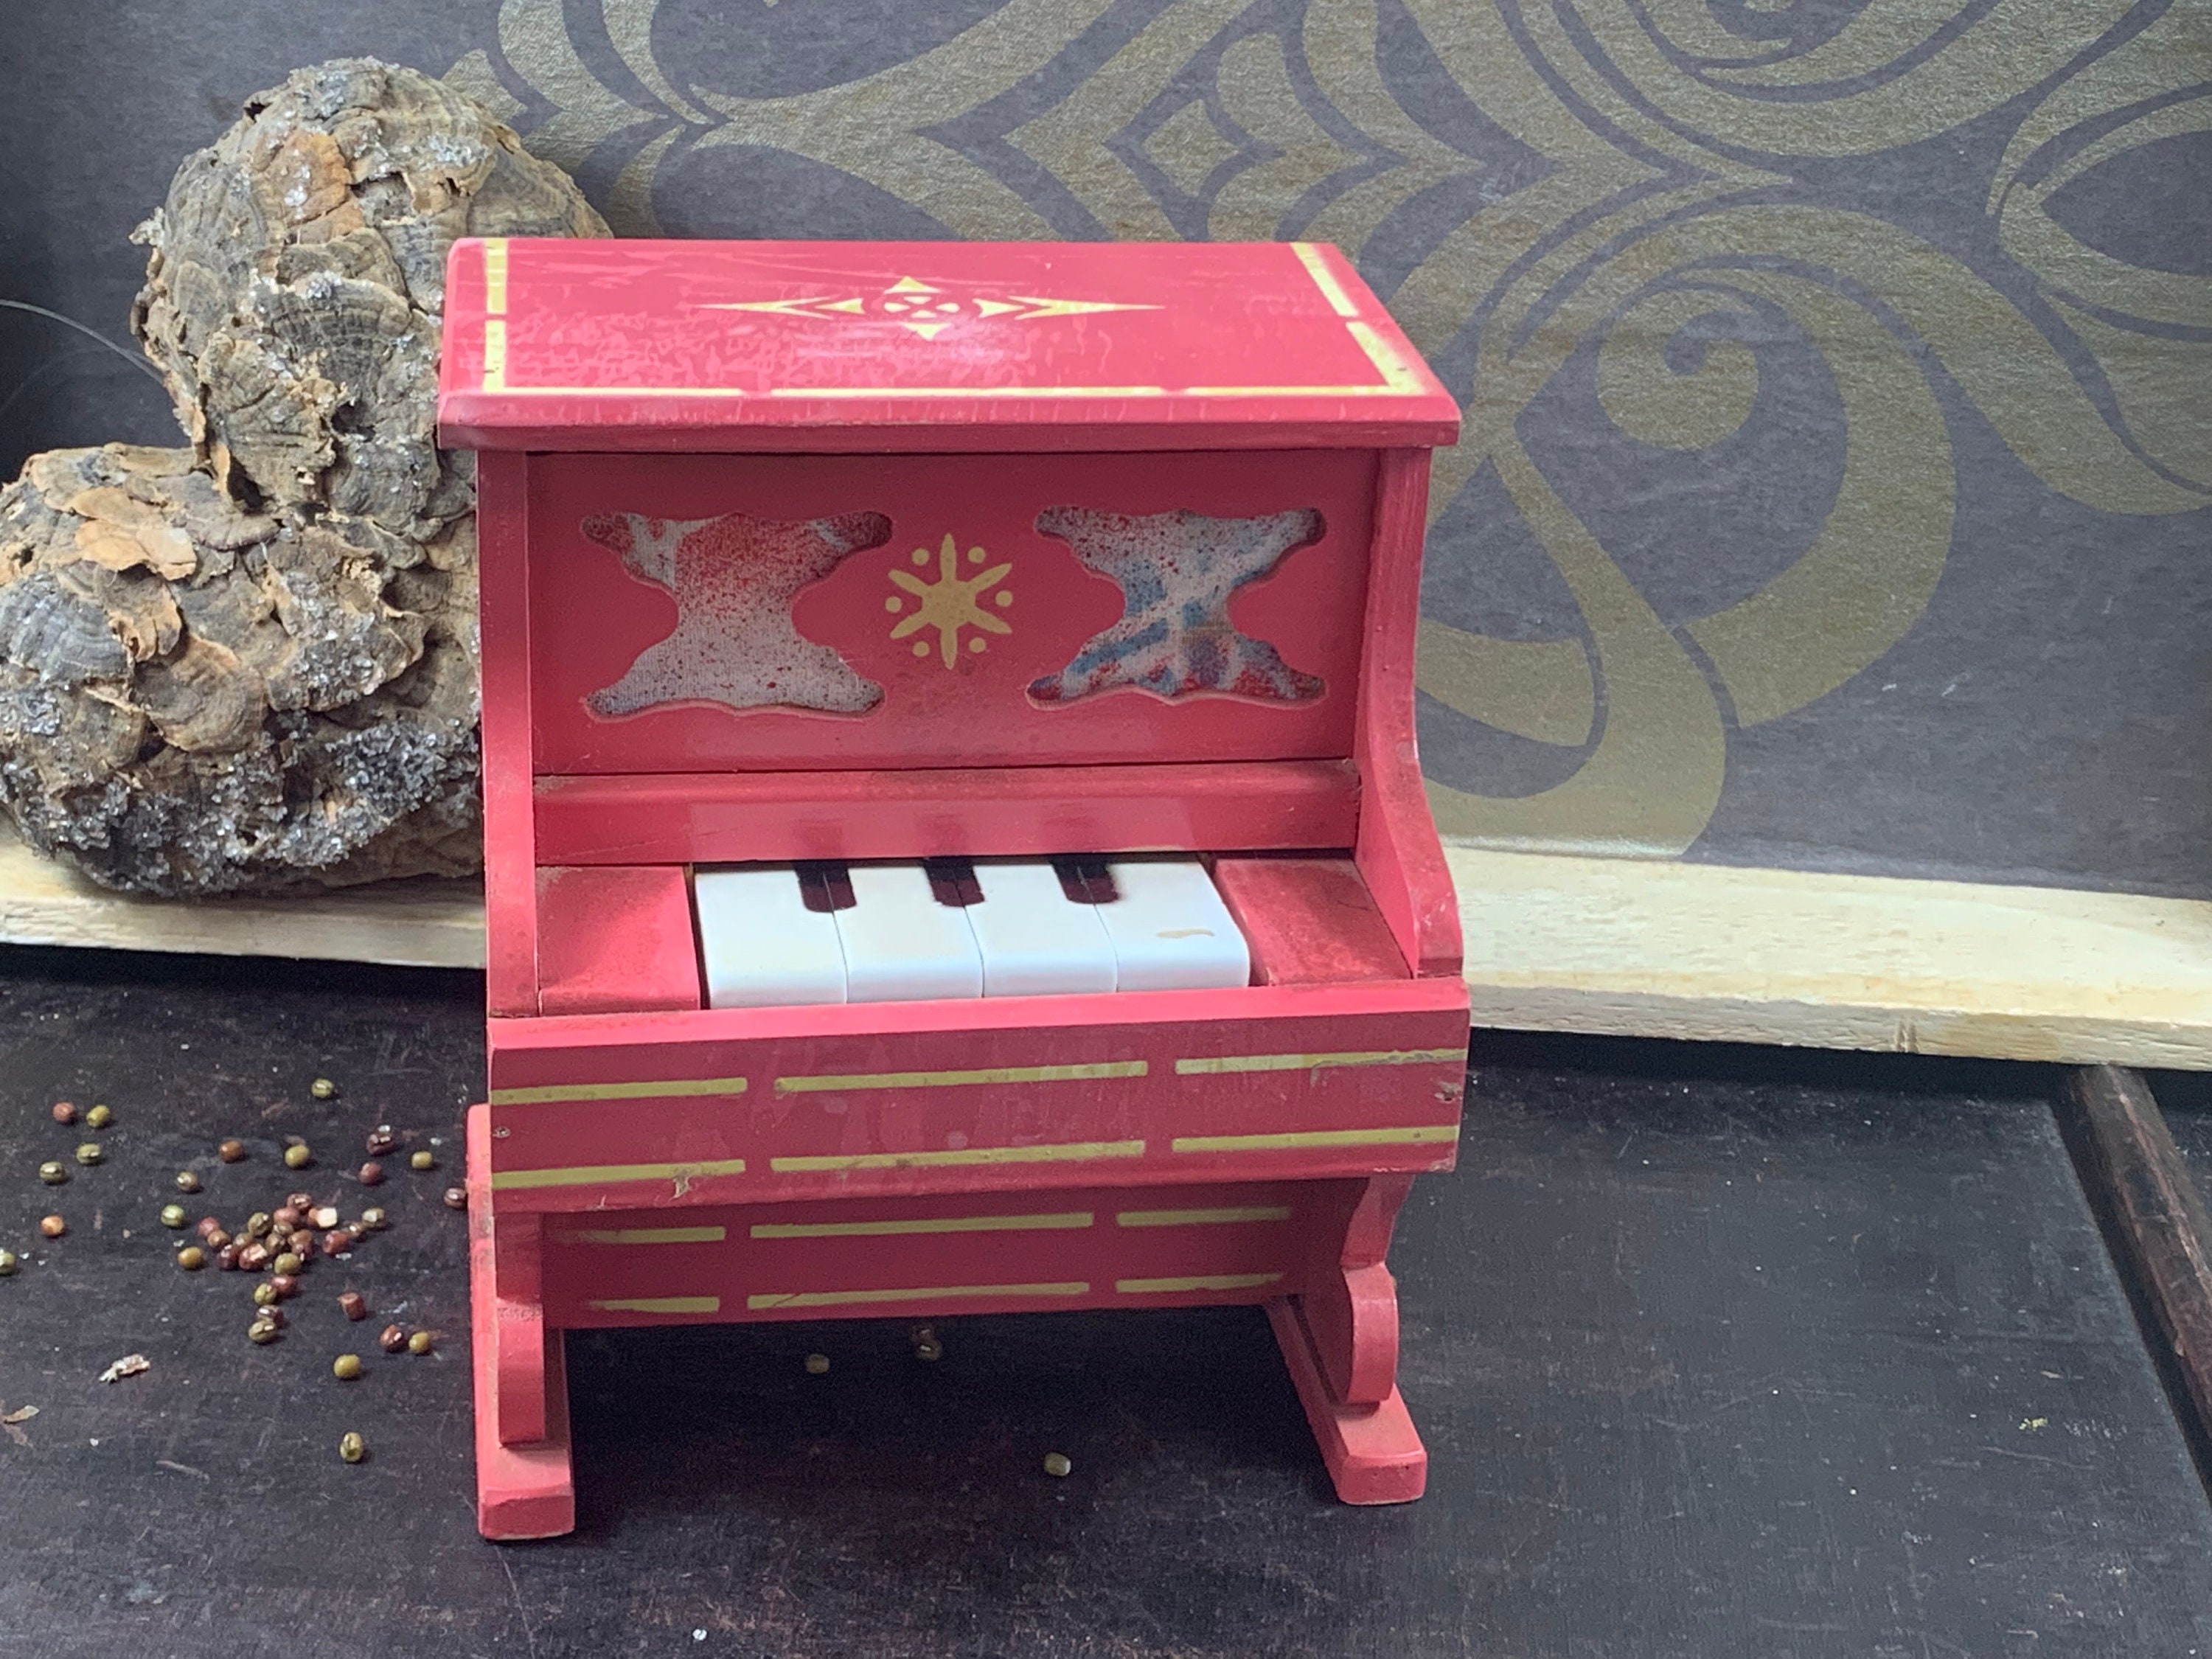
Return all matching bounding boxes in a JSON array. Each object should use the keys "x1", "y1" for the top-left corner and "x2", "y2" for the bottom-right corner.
[{"x1": 2, "y1": 0, "x2": 2205, "y2": 895}]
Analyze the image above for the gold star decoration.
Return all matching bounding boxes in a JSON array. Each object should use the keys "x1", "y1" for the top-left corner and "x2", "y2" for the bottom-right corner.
[
  {"x1": 885, "y1": 533, "x2": 1014, "y2": 667},
  {"x1": 706, "y1": 276, "x2": 1157, "y2": 341}
]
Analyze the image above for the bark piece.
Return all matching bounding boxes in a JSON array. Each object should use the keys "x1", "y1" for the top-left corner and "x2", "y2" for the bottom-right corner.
[{"x1": 0, "y1": 60, "x2": 607, "y2": 895}]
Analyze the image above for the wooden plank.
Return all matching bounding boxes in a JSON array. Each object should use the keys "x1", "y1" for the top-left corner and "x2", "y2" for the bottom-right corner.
[
  {"x1": 5, "y1": 826, "x2": 2211, "y2": 1068},
  {"x1": 2059, "y1": 1065, "x2": 2212, "y2": 1451},
  {"x1": 0, "y1": 822, "x2": 484, "y2": 969},
  {"x1": 1450, "y1": 847, "x2": 2212, "y2": 1070}
]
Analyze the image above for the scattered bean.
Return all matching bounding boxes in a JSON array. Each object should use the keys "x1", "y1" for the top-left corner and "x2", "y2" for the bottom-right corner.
[
  {"x1": 1043, "y1": 1453, "x2": 1072, "y2": 1478},
  {"x1": 271, "y1": 1273, "x2": 301, "y2": 1300},
  {"x1": 204, "y1": 1228, "x2": 232, "y2": 1251},
  {"x1": 804, "y1": 1353, "x2": 830, "y2": 1375},
  {"x1": 248, "y1": 1321, "x2": 280, "y2": 1345},
  {"x1": 245, "y1": 1211, "x2": 272, "y2": 1239},
  {"x1": 358, "y1": 1161, "x2": 386, "y2": 1187},
  {"x1": 216, "y1": 1245, "x2": 241, "y2": 1270},
  {"x1": 271, "y1": 1252, "x2": 304, "y2": 1278},
  {"x1": 408, "y1": 1150, "x2": 435, "y2": 1172},
  {"x1": 286, "y1": 1191, "x2": 316, "y2": 1214},
  {"x1": 378, "y1": 1324, "x2": 408, "y2": 1354},
  {"x1": 312, "y1": 1206, "x2": 340, "y2": 1230},
  {"x1": 321, "y1": 1231, "x2": 349, "y2": 1258},
  {"x1": 338, "y1": 1430, "x2": 366, "y2": 1464},
  {"x1": 310, "y1": 1078, "x2": 338, "y2": 1101},
  {"x1": 37, "y1": 1162, "x2": 66, "y2": 1186},
  {"x1": 406, "y1": 1329, "x2": 434, "y2": 1357},
  {"x1": 253, "y1": 1281, "x2": 280, "y2": 1307},
  {"x1": 38, "y1": 1215, "x2": 64, "y2": 1239},
  {"x1": 332, "y1": 1354, "x2": 364, "y2": 1382},
  {"x1": 283, "y1": 1144, "x2": 313, "y2": 1170},
  {"x1": 338, "y1": 1291, "x2": 369, "y2": 1321},
  {"x1": 176, "y1": 1247, "x2": 206, "y2": 1271},
  {"x1": 73, "y1": 1143, "x2": 102, "y2": 1166},
  {"x1": 366, "y1": 1127, "x2": 398, "y2": 1157},
  {"x1": 194, "y1": 1215, "x2": 224, "y2": 1239},
  {"x1": 218, "y1": 1139, "x2": 246, "y2": 1164},
  {"x1": 50, "y1": 1102, "x2": 77, "y2": 1125},
  {"x1": 237, "y1": 1243, "x2": 271, "y2": 1272},
  {"x1": 0, "y1": 1248, "x2": 17, "y2": 1276},
  {"x1": 85, "y1": 1105, "x2": 112, "y2": 1130},
  {"x1": 360, "y1": 1208, "x2": 388, "y2": 1231},
  {"x1": 159, "y1": 1204, "x2": 188, "y2": 1229},
  {"x1": 174, "y1": 1170, "x2": 201, "y2": 1194},
  {"x1": 442, "y1": 1186, "x2": 467, "y2": 1211},
  {"x1": 254, "y1": 1304, "x2": 286, "y2": 1330}
]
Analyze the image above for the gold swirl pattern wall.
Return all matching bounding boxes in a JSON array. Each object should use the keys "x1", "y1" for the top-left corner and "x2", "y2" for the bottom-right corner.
[{"x1": 445, "y1": 0, "x2": 2211, "y2": 893}]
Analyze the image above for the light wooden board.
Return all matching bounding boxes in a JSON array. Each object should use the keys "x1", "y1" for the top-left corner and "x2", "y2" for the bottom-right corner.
[
  {"x1": 0, "y1": 824, "x2": 484, "y2": 970},
  {"x1": 1452, "y1": 848, "x2": 2212, "y2": 1070},
  {"x1": 2, "y1": 826, "x2": 2206, "y2": 1067}
]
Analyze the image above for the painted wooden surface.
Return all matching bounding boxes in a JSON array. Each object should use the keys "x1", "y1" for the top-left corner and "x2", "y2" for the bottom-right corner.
[{"x1": 439, "y1": 237, "x2": 1459, "y2": 451}]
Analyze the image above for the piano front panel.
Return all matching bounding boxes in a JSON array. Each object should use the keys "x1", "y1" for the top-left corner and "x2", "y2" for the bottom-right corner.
[
  {"x1": 525, "y1": 448, "x2": 1377, "y2": 776},
  {"x1": 482, "y1": 976, "x2": 1469, "y2": 1214}
]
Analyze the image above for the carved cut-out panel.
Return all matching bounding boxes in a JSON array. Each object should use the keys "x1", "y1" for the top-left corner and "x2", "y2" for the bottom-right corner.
[
  {"x1": 527, "y1": 449, "x2": 1373, "y2": 774},
  {"x1": 1028, "y1": 507, "x2": 1326, "y2": 707},
  {"x1": 581, "y1": 509, "x2": 891, "y2": 717}
]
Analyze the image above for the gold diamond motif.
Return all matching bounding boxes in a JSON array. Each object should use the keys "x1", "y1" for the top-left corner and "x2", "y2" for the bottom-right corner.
[{"x1": 706, "y1": 276, "x2": 1157, "y2": 341}]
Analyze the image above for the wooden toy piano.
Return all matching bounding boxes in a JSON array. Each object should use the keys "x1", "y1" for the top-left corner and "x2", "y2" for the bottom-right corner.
[{"x1": 437, "y1": 236, "x2": 1470, "y2": 1540}]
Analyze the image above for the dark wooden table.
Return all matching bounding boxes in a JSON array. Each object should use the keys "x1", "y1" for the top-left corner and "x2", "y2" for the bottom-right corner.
[{"x1": 1, "y1": 947, "x2": 2207, "y2": 1658}]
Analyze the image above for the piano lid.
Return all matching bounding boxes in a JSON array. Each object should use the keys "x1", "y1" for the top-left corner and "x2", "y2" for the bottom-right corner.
[{"x1": 437, "y1": 238, "x2": 1460, "y2": 454}]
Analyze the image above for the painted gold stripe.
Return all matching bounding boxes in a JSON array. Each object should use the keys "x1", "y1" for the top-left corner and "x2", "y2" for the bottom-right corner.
[
  {"x1": 587, "y1": 1296, "x2": 719, "y2": 1314},
  {"x1": 770, "y1": 1140, "x2": 1143, "y2": 1173},
  {"x1": 482, "y1": 319, "x2": 507, "y2": 392},
  {"x1": 751, "y1": 1212, "x2": 1093, "y2": 1239},
  {"x1": 557, "y1": 1226, "x2": 726, "y2": 1245},
  {"x1": 1292, "y1": 242, "x2": 1359, "y2": 316},
  {"x1": 484, "y1": 380, "x2": 1423, "y2": 400},
  {"x1": 1116, "y1": 1206, "x2": 1292, "y2": 1228},
  {"x1": 490, "y1": 1158, "x2": 747, "y2": 1190},
  {"x1": 1116, "y1": 1273, "x2": 1283, "y2": 1294},
  {"x1": 482, "y1": 239, "x2": 509, "y2": 315},
  {"x1": 490, "y1": 1076, "x2": 748, "y2": 1105},
  {"x1": 775, "y1": 1061, "x2": 1144, "y2": 1093},
  {"x1": 1348, "y1": 319, "x2": 1425, "y2": 392},
  {"x1": 1169, "y1": 1126, "x2": 1459, "y2": 1154},
  {"x1": 746, "y1": 1281, "x2": 1088, "y2": 1311},
  {"x1": 771, "y1": 385, "x2": 1169, "y2": 399},
  {"x1": 1175, "y1": 1048, "x2": 1464, "y2": 1076}
]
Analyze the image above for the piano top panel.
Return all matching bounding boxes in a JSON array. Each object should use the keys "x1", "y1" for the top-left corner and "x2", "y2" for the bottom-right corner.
[
  {"x1": 525, "y1": 448, "x2": 1375, "y2": 774},
  {"x1": 437, "y1": 238, "x2": 1460, "y2": 453}
]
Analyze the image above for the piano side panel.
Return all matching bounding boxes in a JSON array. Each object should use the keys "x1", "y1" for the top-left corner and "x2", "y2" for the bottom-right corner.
[
  {"x1": 481, "y1": 978, "x2": 1469, "y2": 1214},
  {"x1": 532, "y1": 759, "x2": 1359, "y2": 866},
  {"x1": 524, "y1": 449, "x2": 1374, "y2": 775},
  {"x1": 1352, "y1": 448, "x2": 1464, "y2": 978},
  {"x1": 479, "y1": 451, "x2": 540, "y2": 1017}
]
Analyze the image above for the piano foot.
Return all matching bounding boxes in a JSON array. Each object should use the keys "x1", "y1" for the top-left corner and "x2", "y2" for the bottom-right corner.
[
  {"x1": 1267, "y1": 1295, "x2": 1427, "y2": 1505},
  {"x1": 467, "y1": 1104, "x2": 575, "y2": 1540}
]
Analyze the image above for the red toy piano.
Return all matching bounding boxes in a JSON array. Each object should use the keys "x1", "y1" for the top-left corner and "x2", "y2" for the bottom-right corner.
[{"x1": 438, "y1": 236, "x2": 1470, "y2": 1540}]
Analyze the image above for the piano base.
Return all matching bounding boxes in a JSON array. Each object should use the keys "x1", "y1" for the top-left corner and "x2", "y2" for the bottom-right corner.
[{"x1": 462, "y1": 1101, "x2": 1431, "y2": 1537}]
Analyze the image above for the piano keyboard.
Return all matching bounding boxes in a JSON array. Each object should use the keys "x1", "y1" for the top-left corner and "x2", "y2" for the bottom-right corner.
[{"x1": 694, "y1": 857, "x2": 1251, "y2": 1009}]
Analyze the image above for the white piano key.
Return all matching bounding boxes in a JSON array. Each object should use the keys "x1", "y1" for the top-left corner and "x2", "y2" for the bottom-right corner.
[
  {"x1": 835, "y1": 863, "x2": 985, "y2": 1003},
  {"x1": 695, "y1": 866, "x2": 847, "y2": 1009},
  {"x1": 968, "y1": 860, "x2": 1118, "y2": 998},
  {"x1": 1097, "y1": 858, "x2": 1251, "y2": 992}
]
